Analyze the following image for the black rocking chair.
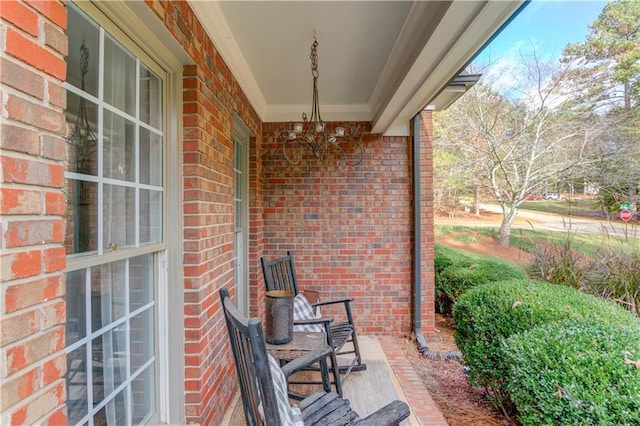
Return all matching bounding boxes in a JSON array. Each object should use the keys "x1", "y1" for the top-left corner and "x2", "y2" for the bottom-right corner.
[
  {"x1": 261, "y1": 252, "x2": 367, "y2": 377},
  {"x1": 219, "y1": 287, "x2": 410, "y2": 426}
]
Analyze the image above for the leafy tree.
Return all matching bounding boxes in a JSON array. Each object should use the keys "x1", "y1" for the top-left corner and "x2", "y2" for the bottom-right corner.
[
  {"x1": 435, "y1": 48, "x2": 601, "y2": 246},
  {"x1": 562, "y1": 0, "x2": 639, "y2": 110},
  {"x1": 561, "y1": 0, "x2": 640, "y2": 214},
  {"x1": 433, "y1": 108, "x2": 481, "y2": 216}
]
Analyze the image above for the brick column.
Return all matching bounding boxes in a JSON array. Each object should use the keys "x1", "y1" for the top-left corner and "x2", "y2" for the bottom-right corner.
[
  {"x1": 1, "y1": 1, "x2": 69, "y2": 424},
  {"x1": 420, "y1": 110, "x2": 436, "y2": 335}
]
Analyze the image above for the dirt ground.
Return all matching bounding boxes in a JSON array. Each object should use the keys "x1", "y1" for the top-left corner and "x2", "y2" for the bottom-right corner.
[
  {"x1": 436, "y1": 233, "x2": 535, "y2": 265},
  {"x1": 435, "y1": 206, "x2": 536, "y2": 265},
  {"x1": 403, "y1": 317, "x2": 514, "y2": 426},
  {"x1": 400, "y1": 208, "x2": 533, "y2": 425}
]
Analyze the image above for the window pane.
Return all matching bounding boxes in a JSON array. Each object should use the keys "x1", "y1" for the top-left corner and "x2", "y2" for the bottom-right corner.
[
  {"x1": 140, "y1": 65, "x2": 162, "y2": 129},
  {"x1": 66, "y1": 91, "x2": 98, "y2": 175},
  {"x1": 132, "y1": 365, "x2": 155, "y2": 425},
  {"x1": 66, "y1": 270, "x2": 87, "y2": 345},
  {"x1": 104, "y1": 35, "x2": 136, "y2": 116},
  {"x1": 103, "y1": 184, "x2": 136, "y2": 249},
  {"x1": 103, "y1": 110, "x2": 135, "y2": 182},
  {"x1": 66, "y1": 7, "x2": 99, "y2": 97},
  {"x1": 91, "y1": 261, "x2": 127, "y2": 331},
  {"x1": 234, "y1": 141, "x2": 241, "y2": 167},
  {"x1": 140, "y1": 189, "x2": 162, "y2": 244},
  {"x1": 130, "y1": 307, "x2": 154, "y2": 375},
  {"x1": 65, "y1": 180, "x2": 98, "y2": 255},
  {"x1": 235, "y1": 170, "x2": 242, "y2": 199},
  {"x1": 66, "y1": 345, "x2": 89, "y2": 425},
  {"x1": 130, "y1": 254, "x2": 153, "y2": 311},
  {"x1": 139, "y1": 128, "x2": 162, "y2": 186},
  {"x1": 94, "y1": 387, "x2": 127, "y2": 425},
  {"x1": 92, "y1": 326, "x2": 127, "y2": 405},
  {"x1": 235, "y1": 200, "x2": 242, "y2": 227}
]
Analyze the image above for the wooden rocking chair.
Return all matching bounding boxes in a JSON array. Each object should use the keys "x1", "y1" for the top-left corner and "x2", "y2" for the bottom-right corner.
[
  {"x1": 261, "y1": 251, "x2": 367, "y2": 376},
  {"x1": 219, "y1": 288, "x2": 410, "y2": 426}
]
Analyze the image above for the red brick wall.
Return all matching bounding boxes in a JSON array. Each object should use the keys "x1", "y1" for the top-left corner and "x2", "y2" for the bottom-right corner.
[
  {"x1": 1, "y1": 1, "x2": 69, "y2": 424},
  {"x1": 262, "y1": 122, "x2": 414, "y2": 336},
  {"x1": 145, "y1": 2, "x2": 264, "y2": 424}
]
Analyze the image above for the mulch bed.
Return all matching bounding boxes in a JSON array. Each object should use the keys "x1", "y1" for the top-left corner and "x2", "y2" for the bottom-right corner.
[{"x1": 402, "y1": 315, "x2": 515, "y2": 426}]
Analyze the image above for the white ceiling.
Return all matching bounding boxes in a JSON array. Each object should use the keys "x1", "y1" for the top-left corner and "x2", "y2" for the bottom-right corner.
[{"x1": 189, "y1": 1, "x2": 525, "y2": 136}]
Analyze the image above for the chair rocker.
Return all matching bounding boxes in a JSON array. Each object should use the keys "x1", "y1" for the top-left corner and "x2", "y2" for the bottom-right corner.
[
  {"x1": 261, "y1": 251, "x2": 367, "y2": 377},
  {"x1": 219, "y1": 287, "x2": 410, "y2": 426}
]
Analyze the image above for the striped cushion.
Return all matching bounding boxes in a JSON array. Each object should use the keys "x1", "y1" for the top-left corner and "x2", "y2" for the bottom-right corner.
[
  {"x1": 293, "y1": 294, "x2": 324, "y2": 333},
  {"x1": 268, "y1": 354, "x2": 304, "y2": 426}
]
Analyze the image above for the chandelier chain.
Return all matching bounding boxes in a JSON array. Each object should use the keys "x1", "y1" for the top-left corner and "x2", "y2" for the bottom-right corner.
[
  {"x1": 310, "y1": 37, "x2": 319, "y2": 78},
  {"x1": 80, "y1": 39, "x2": 89, "y2": 87}
]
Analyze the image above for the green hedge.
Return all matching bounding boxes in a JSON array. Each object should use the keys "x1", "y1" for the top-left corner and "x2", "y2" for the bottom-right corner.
[
  {"x1": 434, "y1": 244, "x2": 526, "y2": 316},
  {"x1": 505, "y1": 320, "x2": 640, "y2": 425},
  {"x1": 434, "y1": 243, "x2": 460, "y2": 274},
  {"x1": 453, "y1": 279, "x2": 638, "y2": 412}
]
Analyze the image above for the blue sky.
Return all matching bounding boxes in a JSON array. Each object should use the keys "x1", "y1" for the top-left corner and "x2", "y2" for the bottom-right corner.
[{"x1": 475, "y1": 0, "x2": 609, "y2": 64}]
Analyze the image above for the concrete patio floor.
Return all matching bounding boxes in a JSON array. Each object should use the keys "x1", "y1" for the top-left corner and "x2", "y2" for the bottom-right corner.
[{"x1": 223, "y1": 335, "x2": 448, "y2": 425}]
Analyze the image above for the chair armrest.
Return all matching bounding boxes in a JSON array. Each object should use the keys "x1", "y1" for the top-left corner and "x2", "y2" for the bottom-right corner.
[
  {"x1": 280, "y1": 344, "x2": 333, "y2": 378},
  {"x1": 312, "y1": 297, "x2": 354, "y2": 308},
  {"x1": 356, "y1": 400, "x2": 410, "y2": 425},
  {"x1": 312, "y1": 299, "x2": 356, "y2": 327},
  {"x1": 293, "y1": 317, "x2": 333, "y2": 326}
]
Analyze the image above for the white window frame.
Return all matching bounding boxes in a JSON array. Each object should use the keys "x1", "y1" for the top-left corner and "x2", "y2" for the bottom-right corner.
[
  {"x1": 65, "y1": 1, "x2": 186, "y2": 424},
  {"x1": 233, "y1": 115, "x2": 252, "y2": 315}
]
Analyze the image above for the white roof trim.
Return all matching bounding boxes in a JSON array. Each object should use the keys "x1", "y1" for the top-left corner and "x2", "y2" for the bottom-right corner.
[{"x1": 189, "y1": 1, "x2": 268, "y2": 119}]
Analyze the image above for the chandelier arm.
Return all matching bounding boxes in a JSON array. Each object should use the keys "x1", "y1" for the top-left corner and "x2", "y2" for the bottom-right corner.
[
  {"x1": 331, "y1": 136, "x2": 364, "y2": 168},
  {"x1": 273, "y1": 35, "x2": 365, "y2": 170},
  {"x1": 345, "y1": 141, "x2": 364, "y2": 167},
  {"x1": 276, "y1": 135, "x2": 302, "y2": 166}
]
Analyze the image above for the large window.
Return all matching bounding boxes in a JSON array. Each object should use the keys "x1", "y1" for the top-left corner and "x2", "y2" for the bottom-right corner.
[{"x1": 64, "y1": 3, "x2": 165, "y2": 425}]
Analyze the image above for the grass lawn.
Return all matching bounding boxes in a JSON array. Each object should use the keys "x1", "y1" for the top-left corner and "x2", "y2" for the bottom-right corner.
[
  {"x1": 520, "y1": 199, "x2": 603, "y2": 217},
  {"x1": 436, "y1": 224, "x2": 639, "y2": 258}
]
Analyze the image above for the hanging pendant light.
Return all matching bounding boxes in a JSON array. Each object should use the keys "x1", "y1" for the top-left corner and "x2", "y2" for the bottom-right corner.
[{"x1": 276, "y1": 35, "x2": 364, "y2": 169}]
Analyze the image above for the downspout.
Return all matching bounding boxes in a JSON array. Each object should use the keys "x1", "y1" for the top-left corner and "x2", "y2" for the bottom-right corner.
[
  {"x1": 411, "y1": 113, "x2": 429, "y2": 353},
  {"x1": 412, "y1": 112, "x2": 461, "y2": 360}
]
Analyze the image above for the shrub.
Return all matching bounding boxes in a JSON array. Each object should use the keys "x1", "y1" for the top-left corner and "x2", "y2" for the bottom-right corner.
[
  {"x1": 453, "y1": 279, "x2": 637, "y2": 414},
  {"x1": 528, "y1": 229, "x2": 640, "y2": 316},
  {"x1": 527, "y1": 230, "x2": 589, "y2": 289},
  {"x1": 582, "y1": 247, "x2": 640, "y2": 316},
  {"x1": 434, "y1": 243, "x2": 459, "y2": 274},
  {"x1": 435, "y1": 245, "x2": 526, "y2": 316},
  {"x1": 505, "y1": 320, "x2": 640, "y2": 425}
]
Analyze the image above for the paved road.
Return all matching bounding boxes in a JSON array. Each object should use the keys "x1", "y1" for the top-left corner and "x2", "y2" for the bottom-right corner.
[{"x1": 480, "y1": 204, "x2": 639, "y2": 238}]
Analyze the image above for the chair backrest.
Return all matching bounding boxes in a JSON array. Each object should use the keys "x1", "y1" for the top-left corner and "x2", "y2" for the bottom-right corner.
[
  {"x1": 261, "y1": 251, "x2": 300, "y2": 295},
  {"x1": 219, "y1": 288, "x2": 281, "y2": 426}
]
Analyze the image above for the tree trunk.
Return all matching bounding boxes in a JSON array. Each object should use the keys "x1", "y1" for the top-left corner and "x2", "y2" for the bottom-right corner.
[
  {"x1": 499, "y1": 222, "x2": 511, "y2": 247},
  {"x1": 474, "y1": 184, "x2": 480, "y2": 216},
  {"x1": 498, "y1": 212, "x2": 516, "y2": 247}
]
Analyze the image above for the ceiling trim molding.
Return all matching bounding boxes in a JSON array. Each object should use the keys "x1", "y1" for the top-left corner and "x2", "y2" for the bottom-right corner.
[
  {"x1": 189, "y1": 1, "x2": 267, "y2": 119},
  {"x1": 368, "y1": 1, "x2": 451, "y2": 119},
  {"x1": 372, "y1": 1, "x2": 485, "y2": 134},
  {"x1": 263, "y1": 104, "x2": 371, "y2": 123},
  {"x1": 375, "y1": 0, "x2": 525, "y2": 135}
]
